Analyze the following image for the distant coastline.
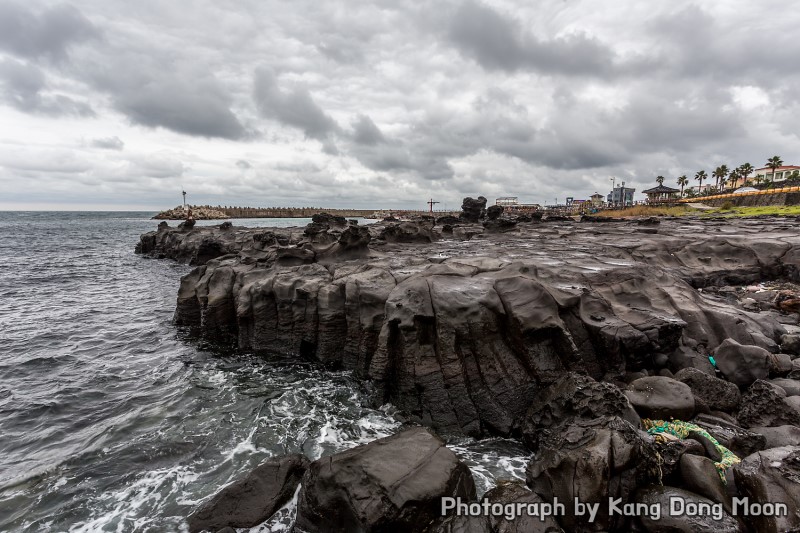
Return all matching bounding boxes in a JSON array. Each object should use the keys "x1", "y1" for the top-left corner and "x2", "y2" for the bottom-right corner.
[{"x1": 152, "y1": 205, "x2": 460, "y2": 220}]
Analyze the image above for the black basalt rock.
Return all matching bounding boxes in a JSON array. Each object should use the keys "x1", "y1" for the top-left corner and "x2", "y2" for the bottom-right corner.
[
  {"x1": 518, "y1": 372, "x2": 640, "y2": 452},
  {"x1": 485, "y1": 205, "x2": 503, "y2": 220},
  {"x1": 187, "y1": 454, "x2": 309, "y2": 533},
  {"x1": 294, "y1": 427, "x2": 476, "y2": 533},
  {"x1": 460, "y1": 196, "x2": 487, "y2": 223}
]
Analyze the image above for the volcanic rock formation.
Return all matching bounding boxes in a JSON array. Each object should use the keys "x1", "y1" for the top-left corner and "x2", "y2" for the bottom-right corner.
[{"x1": 138, "y1": 206, "x2": 800, "y2": 532}]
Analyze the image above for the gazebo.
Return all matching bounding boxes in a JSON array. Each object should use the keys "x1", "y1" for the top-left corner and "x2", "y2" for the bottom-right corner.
[{"x1": 642, "y1": 184, "x2": 680, "y2": 205}]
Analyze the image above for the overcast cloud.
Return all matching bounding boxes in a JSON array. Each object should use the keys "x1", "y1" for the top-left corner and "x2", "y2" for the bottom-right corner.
[{"x1": 0, "y1": 0, "x2": 797, "y2": 210}]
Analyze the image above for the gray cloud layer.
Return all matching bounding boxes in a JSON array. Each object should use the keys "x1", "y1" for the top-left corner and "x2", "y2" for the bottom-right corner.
[{"x1": 0, "y1": 0, "x2": 798, "y2": 209}]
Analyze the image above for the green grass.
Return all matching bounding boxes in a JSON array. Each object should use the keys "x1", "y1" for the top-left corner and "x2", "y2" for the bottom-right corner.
[
  {"x1": 595, "y1": 204, "x2": 800, "y2": 219},
  {"x1": 594, "y1": 205, "x2": 693, "y2": 217},
  {"x1": 697, "y1": 205, "x2": 800, "y2": 217}
]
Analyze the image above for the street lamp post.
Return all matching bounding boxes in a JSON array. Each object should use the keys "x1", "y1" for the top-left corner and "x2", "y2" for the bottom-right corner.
[{"x1": 609, "y1": 177, "x2": 616, "y2": 208}]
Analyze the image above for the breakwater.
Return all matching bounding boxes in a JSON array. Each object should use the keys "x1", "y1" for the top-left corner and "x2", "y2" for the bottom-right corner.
[{"x1": 156, "y1": 205, "x2": 460, "y2": 219}]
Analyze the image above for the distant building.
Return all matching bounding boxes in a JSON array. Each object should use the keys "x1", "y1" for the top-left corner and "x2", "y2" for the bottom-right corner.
[
  {"x1": 590, "y1": 193, "x2": 604, "y2": 207},
  {"x1": 752, "y1": 165, "x2": 800, "y2": 182},
  {"x1": 495, "y1": 197, "x2": 519, "y2": 206},
  {"x1": 496, "y1": 196, "x2": 541, "y2": 213},
  {"x1": 607, "y1": 186, "x2": 635, "y2": 207},
  {"x1": 642, "y1": 184, "x2": 680, "y2": 204},
  {"x1": 689, "y1": 184, "x2": 715, "y2": 194}
]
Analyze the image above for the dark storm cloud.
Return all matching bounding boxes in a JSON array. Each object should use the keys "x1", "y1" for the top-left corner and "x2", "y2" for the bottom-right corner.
[
  {"x1": 652, "y1": 5, "x2": 800, "y2": 87},
  {"x1": 0, "y1": 58, "x2": 94, "y2": 116},
  {"x1": 90, "y1": 136, "x2": 124, "y2": 150},
  {"x1": 447, "y1": 0, "x2": 617, "y2": 76},
  {"x1": 110, "y1": 74, "x2": 247, "y2": 140},
  {"x1": 0, "y1": 2, "x2": 98, "y2": 61},
  {"x1": 346, "y1": 134, "x2": 456, "y2": 181},
  {"x1": 253, "y1": 68, "x2": 340, "y2": 141},
  {"x1": 351, "y1": 114, "x2": 385, "y2": 145}
]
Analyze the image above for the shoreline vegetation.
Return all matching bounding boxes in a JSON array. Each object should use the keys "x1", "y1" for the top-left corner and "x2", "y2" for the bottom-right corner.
[{"x1": 596, "y1": 204, "x2": 800, "y2": 218}]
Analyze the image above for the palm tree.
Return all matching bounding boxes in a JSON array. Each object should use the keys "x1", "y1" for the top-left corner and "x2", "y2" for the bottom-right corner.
[
  {"x1": 728, "y1": 169, "x2": 740, "y2": 189},
  {"x1": 712, "y1": 165, "x2": 729, "y2": 190},
  {"x1": 695, "y1": 170, "x2": 708, "y2": 195},
  {"x1": 766, "y1": 156, "x2": 783, "y2": 183},
  {"x1": 739, "y1": 163, "x2": 754, "y2": 186},
  {"x1": 677, "y1": 175, "x2": 689, "y2": 197},
  {"x1": 656, "y1": 175, "x2": 665, "y2": 185}
]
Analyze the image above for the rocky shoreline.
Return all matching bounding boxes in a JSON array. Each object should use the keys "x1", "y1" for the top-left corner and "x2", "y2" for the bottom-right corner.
[{"x1": 136, "y1": 199, "x2": 800, "y2": 532}]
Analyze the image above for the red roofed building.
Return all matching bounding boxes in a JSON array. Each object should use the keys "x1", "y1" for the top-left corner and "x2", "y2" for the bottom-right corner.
[{"x1": 752, "y1": 165, "x2": 800, "y2": 183}]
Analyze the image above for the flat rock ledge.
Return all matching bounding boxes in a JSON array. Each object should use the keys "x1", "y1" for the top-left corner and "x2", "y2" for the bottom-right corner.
[
  {"x1": 137, "y1": 211, "x2": 800, "y2": 532},
  {"x1": 137, "y1": 214, "x2": 799, "y2": 437}
]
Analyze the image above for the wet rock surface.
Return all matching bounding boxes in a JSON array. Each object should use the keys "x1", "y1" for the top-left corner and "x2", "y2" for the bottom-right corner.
[
  {"x1": 518, "y1": 372, "x2": 639, "y2": 451},
  {"x1": 140, "y1": 215, "x2": 799, "y2": 438},
  {"x1": 635, "y1": 486, "x2": 742, "y2": 532},
  {"x1": 187, "y1": 454, "x2": 308, "y2": 532},
  {"x1": 294, "y1": 427, "x2": 476, "y2": 533},
  {"x1": 738, "y1": 380, "x2": 800, "y2": 428},
  {"x1": 625, "y1": 376, "x2": 696, "y2": 420},
  {"x1": 526, "y1": 415, "x2": 660, "y2": 531},
  {"x1": 733, "y1": 446, "x2": 800, "y2": 532},
  {"x1": 481, "y1": 481, "x2": 562, "y2": 533}
]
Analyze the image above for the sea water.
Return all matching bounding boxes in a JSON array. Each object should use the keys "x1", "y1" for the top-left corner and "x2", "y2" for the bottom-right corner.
[{"x1": 0, "y1": 212, "x2": 526, "y2": 532}]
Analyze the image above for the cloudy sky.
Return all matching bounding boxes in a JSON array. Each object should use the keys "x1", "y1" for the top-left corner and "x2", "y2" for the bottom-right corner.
[{"x1": 0, "y1": 0, "x2": 797, "y2": 211}]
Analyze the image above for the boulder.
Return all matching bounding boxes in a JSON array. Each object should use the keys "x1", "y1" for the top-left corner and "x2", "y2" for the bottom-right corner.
[
  {"x1": 186, "y1": 454, "x2": 308, "y2": 533},
  {"x1": 379, "y1": 222, "x2": 439, "y2": 243},
  {"x1": 178, "y1": 218, "x2": 196, "y2": 230},
  {"x1": 518, "y1": 372, "x2": 640, "y2": 452},
  {"x1": 526, "y1": 416, "x2": 660, "y2": 531},
  {"x1": 674, "y1": 367, "x2": 741, "y2": 413},
  {"x1": 781, "y1": 334, "x2": 800, "y2": 356},
  {"x1": 435, "y1": 215, "x2": 460, "y2": 226},
  {"x1": 482, "y1": 481, "x2": 562, "y2": 533},
  {"x1": 712, "y1": 339, "x2": 773, "y2": 387},
  {"x1": 294, "y1": 428, "x2": 476, "y2": 533},
  {"x1": 624, "y1": 376, "x2": 695, "y2": 420},
  {"x1": 751, "y1": 425, "x2": 800, "y2": 448},
  {"x1": 776, "y1": 290, "x2": 800, "y2": 314},
  {"x1": 482, "y1": 216, "x2": 518, "y2": 233},
  {"x1": 769, "y1": 378, "x2": 800, "y2": 396},
  {"x1": 635, "y1": 486, "x2": 741, "y2": 532},
  {"x1": 771, "y1": 353, "x2": 794, "y2": 377},
  {"x1": 311, "y1": 212, "x2": 347, "y2": 228},
  {"x1": 737, "y1": 380, "x2": 800, "y2": 428},
  {"x1": 733, "y1": 446, "x2": 800, "y2": 532},
  {"x1": 692, "y1": 414, "x2": 766, "y2": 458},
  {"x1": 485, "y1": 205, "x2": 504, "y2": 220},
  {"x1": 460, "y1": 196, "x2": 487, "y2": 223},
  {"x1": 679, "y1": 454, "x2": 731, "y2": 511}
]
